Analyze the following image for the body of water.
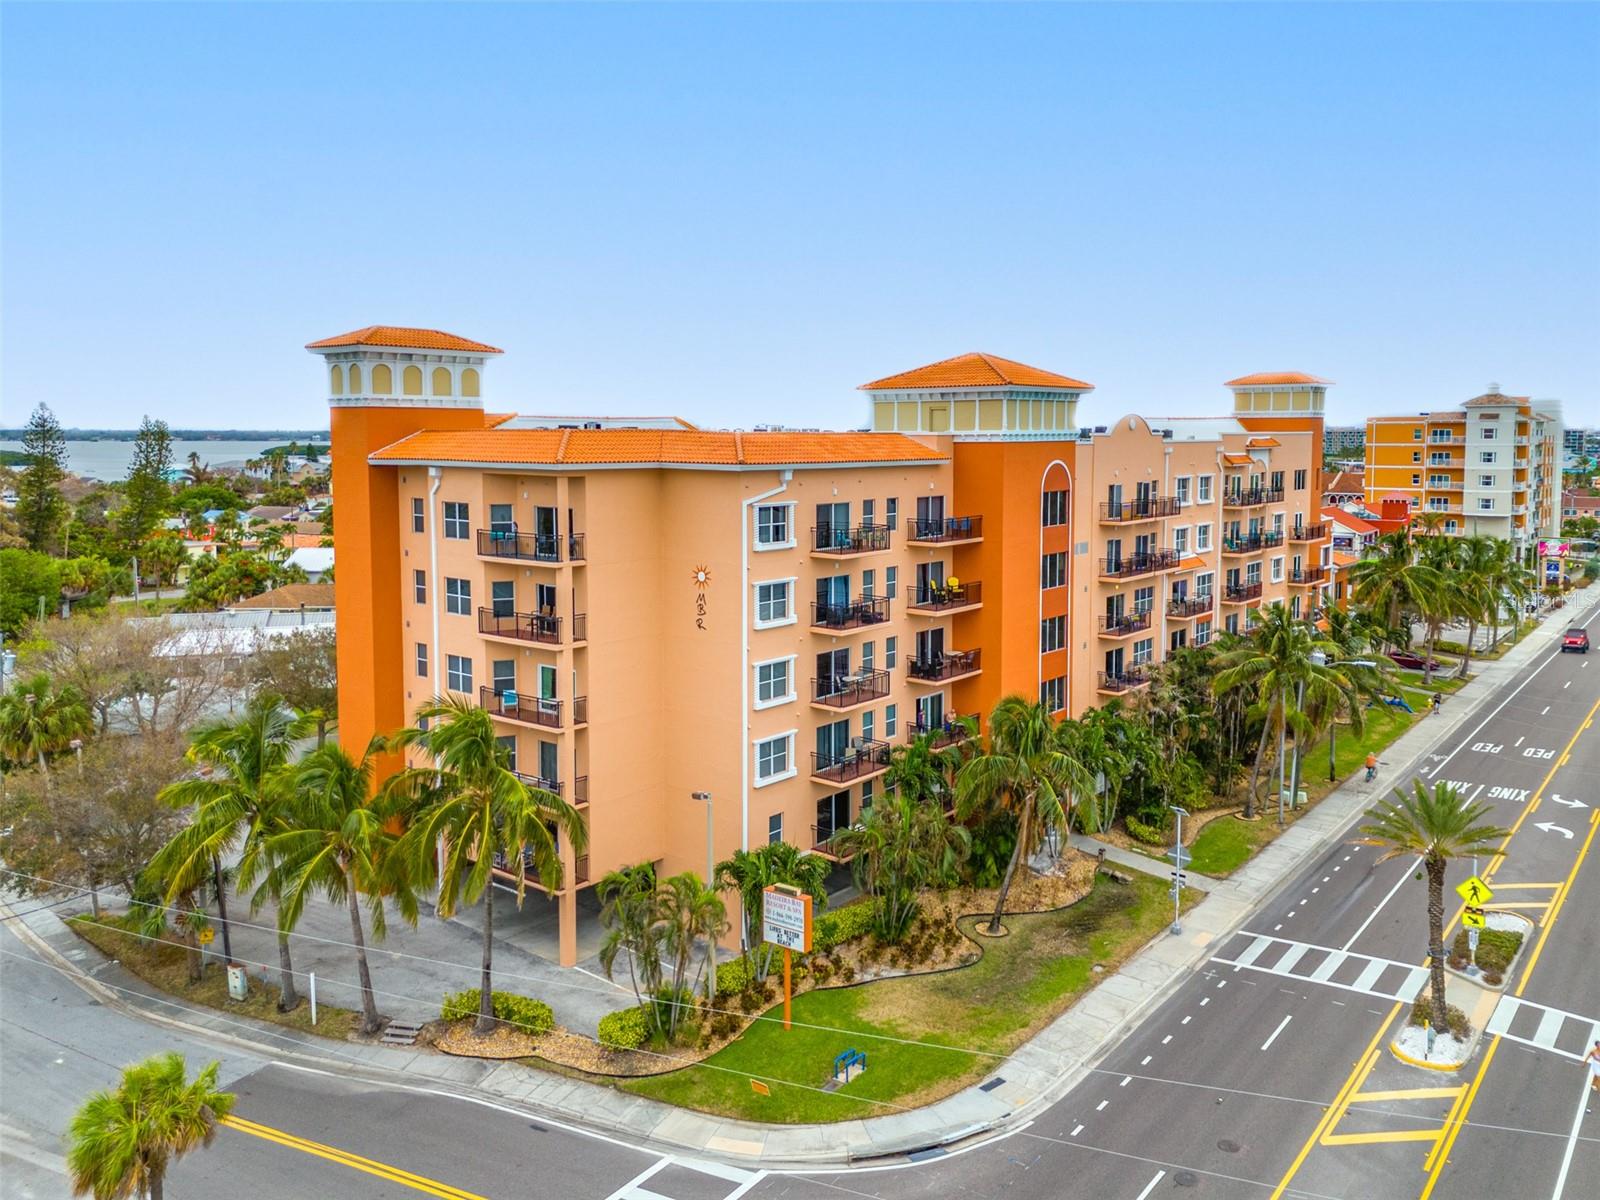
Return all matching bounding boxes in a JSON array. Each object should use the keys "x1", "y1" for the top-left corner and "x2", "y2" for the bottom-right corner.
[{"x1": 0, "y1": 439, "x2": 313, "y2": 481}]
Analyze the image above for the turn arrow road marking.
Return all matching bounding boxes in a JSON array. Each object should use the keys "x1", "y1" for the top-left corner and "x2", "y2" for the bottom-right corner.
[
  {"x1": 1547, "y1": 794, "x2": 1588, "y2": 809},
  {"x1": 1534, "y1": 822, "x2": 1574, "y2": 839}
]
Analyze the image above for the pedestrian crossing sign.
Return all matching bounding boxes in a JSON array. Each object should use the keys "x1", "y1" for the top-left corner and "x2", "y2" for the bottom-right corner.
[
  {"x1": 1461, "y1": 906, "x2": 1487, "y2": 929},
  {"x1": 1455, "y1": 876, "x2": 1494, "y2": 906}
]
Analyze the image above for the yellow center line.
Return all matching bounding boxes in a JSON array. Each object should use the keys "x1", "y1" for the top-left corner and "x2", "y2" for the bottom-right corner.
[{"x1": 220, "y1": 1115, "x2": 488, "y2": 1199}]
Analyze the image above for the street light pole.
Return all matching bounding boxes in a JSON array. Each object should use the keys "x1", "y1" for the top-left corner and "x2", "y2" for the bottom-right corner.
[
  {"x1": 690, "y1": 791, "x2": 713, "y2": 885},
  {"x1": 1169, "y1": 804, "x2": 1188, "y2": 936}
]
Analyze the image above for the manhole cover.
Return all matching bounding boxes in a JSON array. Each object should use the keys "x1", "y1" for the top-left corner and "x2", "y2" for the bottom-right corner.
[
  {"x1": 1174, "y1": 1170, "x2": 1200, "y2": 1187},
  {"x1": 1217, "y1": 1139, "x2": 1241, "y2": 1153}
]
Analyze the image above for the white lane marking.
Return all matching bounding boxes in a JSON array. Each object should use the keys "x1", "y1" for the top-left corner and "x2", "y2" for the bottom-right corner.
[
  {"x1": 1200, "y1": 997, "x2": 1210, "y2": 1006},
  {"x1": 1261, "y1": 1014, "x2": 1293, "y2": 1051},
  {"x1": 722, "y1": 1171, "x2": 769, "y2": 1200},
  {"x1": 1564, "y1": 680, "x2": 1571, "y2": 689},
  {"x1": 1070, "y1": 1123, "x2": 1084, "y2": 1137},
  {"x1": 1312, "y1": 887, "x2": 1320, "y2": 894},
  {"x1": 678, "y1": 1157, "x2": 759, "y2": 1185},
  {"x1": 1332, "y1": 1000, "x2": 1346, "y2": 1006},
  {"x1": 1515, "y1": 736, "x2": 1525, "y2": 747},
  {"x1": 1135, "y1": 1171, "x2": 1168, "y2": 1200},
  {"x1": 1096, "y1": 1099, "x2": 1109, "y2": 1111},
  {"x1": 1141, "y1": 1055, "x2": 1152, "y2": 1065},
  {"x1": 1181, "y1": 1016, "x2": 1191, "y2": 1025},
  {"x1": 1333, "y1": 865, "x2": 1341, "y2": 872},
  {"x1": 1542, "y1": 705, "x2": 1551, "y2": 714},
  {"x1": 1161, "y1": 1035, "x2": 1173, "y2": 1044},
  {"x1": 1550, "y1": 1072, "x2": 1592, "y2": 1199},
  {"x1": 1217, "y1": 980, "x2": 1227, "y2": 989},
  {"x1": 1467, "y1": 782, "x2": 1485, "y2": 803},
  {"x1": 1322, "y1": 876, "x2": 1330, "y2": 883},
  {"x1": 603, "y1": 1158, "x2": 671, "y2": 1200},
  {"x1": 1120, "y1": 1075, "x2": 1131, "y2": 1086},
  {"x1": 1342, "y1": 855, "x2": 1421, "y2": 950},
  {"x1": 1273, "y1": 924, "x2": 1283, "y2": 932},
  {"x1": 1286, "y1": 909, "x2": 1296, "y2": 918},
  {"x1": 1233, "y1": 936, "x2": 1273, "y2": 968}
]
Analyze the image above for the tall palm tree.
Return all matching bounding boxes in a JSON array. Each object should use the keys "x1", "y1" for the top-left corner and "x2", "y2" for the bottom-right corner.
[
  {"x1": 1414, "y1": 535, "x2": 1463, "y2": 683},
  {"x1": 267, "y1": 738, "x2": 420, "y2": 1035},
  {"x1": 1347, "y1": 530, "x2": 1445, "y2": 654},
  {"x1": 389, "y1": 696, "x2": 586, "y2": 1035},
  {"x1": 1054, "y1": 707, "x2": 1128, "y2": 834},
  {"x1": 598, "y1": 862, "x2": 664, "y2": 1011},
  {"x1": 1482, "y1": 538, "x2": 1534, "y2": 649},
  {"x1": 884, "y1": 716, "x2": 976, "y2": 814},
  {"x1": 1357, "y1": 781, "x2": 1508, "y2": 1026},
  {"x1": 183, "y1": 452, "x2": 212, "y2": 485},
  {"x1": 150, "y1": 695, "x2": 309, "y2": 1010},
  {"x1": 1312, "y1": 606, "x2": 1389, "y2": 782},
  {"x1": 67, "y1": 1053, "x2": 235, "y2": 1200},
  {"x1": 657, "y1": 871, "x2": 728, "y2": 1026},
  {"x1": 1449, "y1": 536, "x2": 1500, "y2": 679},
  {"x1": 713, "y1": 843, "x2": 830, "y2": 982},
  {"x1": 956, "y1": 696, "x2": 1093, "y2": 934},
  {"x1": 833, "y1": 784, "x2": 970, "y2": 942},
  {"x1": 0, "y1": 672, "x2": 92, "y2": 779}
]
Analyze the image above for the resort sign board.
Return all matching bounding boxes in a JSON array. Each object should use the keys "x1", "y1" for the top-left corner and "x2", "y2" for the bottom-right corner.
[{"x1": 762, "y1": 885, "x2": 812, "y2": 952}]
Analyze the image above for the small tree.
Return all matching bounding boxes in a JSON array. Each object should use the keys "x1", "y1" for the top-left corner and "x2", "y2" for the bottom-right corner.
[
  {"x1": 15, "y1": 402, "x2": 69, "y2": 553},
  {"x1": 832, "y1": 786, "x2": 970, "y2": 943},
  {"x1": 68, "y1": 1053, "x2": 234, "y2": 1200},
  {"x1": 117, "y1": 417, "x2": 174, "y2": 550},
  {"x1": 597, "y1": 862, "x2": 663, "y2": 1012},
  {"x1": 658, "y1": 871, "x2": 728, "y2": 1029},
  {"x1": 244, "y1": 627, "x2": 337, "y2": 745},
  {"x1": 713, "y1": 843, "x2": 830, "y2": 982},
  {"x1": 0, "y1": 671, "x2": 92, "y2": 779},
  {"x1": 1357, "y1": 781, "x2": 1508, "y2": 1029}
]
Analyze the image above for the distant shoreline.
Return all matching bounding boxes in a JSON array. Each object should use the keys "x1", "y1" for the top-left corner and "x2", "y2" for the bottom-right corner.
[{"x1": 0, "y1": 428, "x2": 330, "y2": 441}]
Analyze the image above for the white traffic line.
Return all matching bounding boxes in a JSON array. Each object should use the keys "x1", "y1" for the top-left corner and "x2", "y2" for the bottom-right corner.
[
  {"x1": 1550, "y1": 1073, "x2": 1591, "y2": 1200},
  {"x1": 1134, "y1": 1170, "x2": 1168, "y2": 1200},
  {"x1": 1260, "y1": 1015, "x2": 1293, "y2": 1051},
  {"x1": 1070, "y1": 1123, "x2": 1084, "y2": 1137},
  {"x1": 1213, "y1": 933, "x2": 1426, "y2": 1001},
  {"x1": 1341, "y1": 855, "x2": 1420, "y2": 950},
  {"x1": 1096, "y1": 1099, "x2": 1109, "y2": 1111},
  {"x1": 602, "y1": 1158, "x2": 670, "y2": 1200}
]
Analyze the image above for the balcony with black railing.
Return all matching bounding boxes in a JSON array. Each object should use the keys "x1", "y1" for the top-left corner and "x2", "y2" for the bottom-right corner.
[
  {"x1": 809, "y1": 595, "x2": 891, "y2": 632},
  {"x1": 908, "y1": 648, "x2": 981, "y2": 683},
  {"x1": 1220, "y1": 531, "x2": 1284, "y2": 555},
  {"x1": 1099, "y1": 496, "x2": 1180, "y2": 523},
  {"x1": 513, "y1": 771, "x2": 564, "y2": 798},
  {"x1": 478, "y1": 607, "x2": 587, "y2": 645},
  {"x1": 906, "y1": 580, "x2": 983, "y2": 614},
  {"x1": 1222, "y1": 487, "x2": 1285, "y2": 508},
  {"x1": 1222, "y1": 581, "x2": 1264, "y2": 603},
  {"x1": 1098, "y1": 550, "x2": 1179, "y2": 580},
  {"x1": 1097, "y1": 610, "x2": 1152, "y2": 638},
  {"x1": 480, "y1": 686, "x2": 564, "y2": 729},
  {"x1": 476, "y1": 529, "x2": 586, "y2": 563},
  {"x1": 810, "y1": 821, "x2": 858, "y2": 861},
  {"x1": 811, "y1": 669, "x2": 891, "y2": 709},
  {"x1": 1288, "y1": 522, "x2": 1330, "y2": 542},
  {"x1": 1289, "y1": 565, "x2": 1328, "y2": 585},
  {"x1": 811, "y1": 523, "x2": 891, "y2": 556},
  {"x1": 906, "y1": 516, "x2": 983, "y2": 545},
  {"x1": 1096, "y1": 667, "x2": 1150, "y2": 694},
  {"x1": 810, "y1": 739, "x2": 891, "y2": 785},
  {"x1": 1167, "y1": 595, "x2": 1213, "y2": 618},
  {"x1": 908, "y1": 714, "x2": 980, "y2": 749}
]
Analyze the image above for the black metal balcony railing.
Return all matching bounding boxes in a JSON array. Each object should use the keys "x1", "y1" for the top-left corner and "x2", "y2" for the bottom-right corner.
[
  {"x1": 811, "y1": 669, "x2": 891, "y2": 707},
  {"x1": 1289, "y1": 522, "x2": 1330, "y2": 542},
  {"x1": 1099, "y1": 496, "x2": 1180, "y2": 522},
  {"x1": 476, "y1": 529, "x2": 586, "y2": 563},
  {"x1": 513, "y1": 771, "x2": 563, "y2": 797},
  {"x1": 906, "y1": 580, "x2": 983, "y2": 611},
  {"x1": 908, "y1": 649, "x2": 982, "y2": 682},
  {"x1": 1290, "y1": 566, "x2": 1329, "y2": 585},
  {"x1": 1223, "y1": 488, "x2": 1285, "y2": 508},
  {"x1": 1099, "y1": 550, "x2": 1179, "y2": 579},
  {"x1": 572, "y1": 776, "x2": 589, "y2": 806},
  {"x1": 480, "y1": 686, "x2": 563, "y2": 729},
  {"x1": 479, "y1": 607, "x2": 589, "y2": 644},
  {"x1": 490, "y1": 847, "x2": 589, "y2": 888},
  {"x1": 810, "y1": 595, "x2": 891, "y2": 630},
  {"x1": 1098, "y1": 610, "x2": 1152, "y2": 636},
  {"x1": 907, "y1": 515, "x2": 983, "y2": 543},
  {"x1": 908, "y1": 714, "x2": 980, "y2": 748},
  {"x1": 1223, "y1": 581, "x2": 1264, "y2": 603},
  {"x1": 1097, "y1": 668, "x2": 1150, "y2": 693},
  {"x1": 811, "y1": 524, "x2": 891, "y2": 554},
  {"x1": 1168, "y1": 595, "x2": 1214, "y2": 618},
  {"x1": 811, "y1": 739, "x2": 891, "y2": 784},
  {"x1": 1221, "y1": 531, "x2": 1285, "y2": 554}
]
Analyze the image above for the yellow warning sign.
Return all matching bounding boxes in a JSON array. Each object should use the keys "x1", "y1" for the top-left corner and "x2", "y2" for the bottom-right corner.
[
  {"x1": 1455, "y1": 876, "x2": 1494, "y2": 906},
  {"x1": 1461, "y1": 906, "x2": 1487, "y2": 929},
  {"x1": 198, "y1": 928, "x2": 216, "y2": 945}
]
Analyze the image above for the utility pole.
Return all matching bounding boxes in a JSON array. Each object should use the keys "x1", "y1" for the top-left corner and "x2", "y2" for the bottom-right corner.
[{"x1": 1169, "y1": 805, "x2": 1188, "y2": 936}]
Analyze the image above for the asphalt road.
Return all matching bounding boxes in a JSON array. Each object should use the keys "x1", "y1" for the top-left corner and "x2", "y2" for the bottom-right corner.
[{"x1": 6, "y1": 598, "x2": 1597, "y2": 1200}]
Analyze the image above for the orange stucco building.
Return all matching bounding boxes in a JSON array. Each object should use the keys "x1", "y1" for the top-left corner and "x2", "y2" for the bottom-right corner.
[{"x1": 317, "y1": 330, "x2": 1327, "y2": 965}]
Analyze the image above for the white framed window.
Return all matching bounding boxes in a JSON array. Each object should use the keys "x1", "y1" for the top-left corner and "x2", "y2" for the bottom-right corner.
[
  {"x1": 415, "y1": 642, "x2": 428, "y2": 677},
  {"x1": 861, "y1": 568, "x2": 876, "y2": 596},
  {"x1": 1479, "y1": 474, "x2": 1495, "y2": 488},
  {"x1": 1270, "y1": 556, "x2": 1284, "y2": 583},
  {"x1": 446, "y1": 654, "x2": 472, "y2": 694},
  {"x1": 754, "y1": 578, "x2": 795, "y2": 628},
  {"x1": 1197, "y1": 475, "x2": 1213, "y2": 502},
  {"x1": 1196, "y1": 523, "x2": 1212, "y2": 552},
  {"x1": 885, "y1": 703, "x2": 898, "y2": 737},
  {"x1": 1480, "y1": 451, "x2": 1497, "y2": 464},
  {"x1": 885, "y1": 566, "x2": 898, "y2": 599},
  {"x1": 1132, "y1": 638, "x2": 1153, "y2": 666},
  {"x1": 1293, "y1": 469, "x2": 1307, "y2": 491},
  {"x1": 754, "y1": 656, "x2": 795, "y2": 708},
  {"x1": 411, "y1": 497, "x2": 425, "y2": 533},
  {"x1": 754, "y1": 731, "x2": 796, "y2": 786},
  {"x1": 861, "y1": 641, "x2": 876, "y2": 672},
  {"x1": 1040, "y1": 676, "x2": 1066, "y2": 712},
  {"x1": 1175, "y1": 476, "x2": 1192, "y2": 506},
  {"x1": 442, "y1": 501, "x2": 470, "y2": 540},
  {"x1": 1041, "y1": 614, "x2": 1065, "y2": 652},
  {"x1": 1041, "y1": 489, "x2": 1068, "y2": 526},
  {"x1": 1478, "y1": 498, "x2": 1494, "y2": 512},
  {"x1": 1195, "y1": 619, "x2": 1212, "y2": 646},
  {"x1": 1480, "y1": 426, "x2": 1498, "y2": 441},
  {"x1": 755, "y1": 504, "x2": 794, "y2": 549},
  {"x1": 768, "y1": 813, "x2": 783, "y2": 844},
  {"x1": 413, "y1": 569, "x2": 427, "y2": 604},
  {"x1": 1173, "y1": 526, "x2": 1190, "y2": 555},
  {"x1": 1041, "y1": 551, "x2": 1067, "y2": 588},
  {"x1": 445, "y1": 576, "x2": 471, "y2": 615},
  {"x1": 885, "y1": 497, "x2": 898, "y2": 530},
  {"x1": 885, "y1": 636, "x2": 898, "y2": 669},
  {"x1": 1195, "y1": 571, "x2": 1214, "y2": 598}
]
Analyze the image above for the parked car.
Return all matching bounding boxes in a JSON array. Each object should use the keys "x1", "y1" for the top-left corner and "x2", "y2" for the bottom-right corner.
[
  {"x1": 1562, "y1": 627, "x2": 1590, "y2": 654},
  {"x1": 1388, "y1": 650, "x2": 1444, "y2": 671}
]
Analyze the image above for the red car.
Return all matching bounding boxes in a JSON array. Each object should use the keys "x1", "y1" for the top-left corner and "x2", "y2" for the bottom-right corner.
[
  {"x1": 1388, "y1": 650, "x2": 1444, "y2": 671},
  {"x1": 1563, "y1": 627, "x2": 1590, "y2": 654}
]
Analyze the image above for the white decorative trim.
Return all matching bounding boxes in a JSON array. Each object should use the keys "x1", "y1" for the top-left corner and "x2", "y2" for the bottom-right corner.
[
  {"x1": 752, "y1": 577, "x2": 798, "y2": 629},
  {"x1": 752, "y1": 730, "x2": 798, "y2": 788},
  {"x1": 332, "y1": 397, "x2": 485, "y2": 410},
  {"x1": 753, "y1": 655, "x2": 798, "y2": 710}
]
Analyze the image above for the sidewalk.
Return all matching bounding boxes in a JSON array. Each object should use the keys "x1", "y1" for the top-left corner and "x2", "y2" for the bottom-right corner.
[{"x1": 8, "y1": 600, "x2": 1592, "y2": 1168}]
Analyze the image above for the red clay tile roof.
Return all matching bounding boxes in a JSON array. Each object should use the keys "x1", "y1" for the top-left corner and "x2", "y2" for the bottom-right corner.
[
  {"x1": 860, "y1": 352, "x2": 1092, "y2": 392},
  {"x1": 306, "y1": 326, "x2": 503, "y2": 353},
  {"x1": 1224, "y1": 372, "x2": 1332, "y2": 387},
  {"x1": 1323, "y1": 506, "x2": 1379, "y2": 535},
  {"x1": 1245, "y1": 436, "x2": 1281, "y2": 448},
  {"x1": 1222, "y1": 453, "x2": 1254, "y2": 466},
  {"x1": 228, "y1": 583, "x2": 335, "y2": 610},
  {"x1": 370, "y1": 429, "x2": 947, "y2": 468},
  {"x1": 1463, "y1": 392, "x2": 1528, "y2": 407},
  {"x1": 1323, "y1": 470, "x2": 1364, "y2": 495}
]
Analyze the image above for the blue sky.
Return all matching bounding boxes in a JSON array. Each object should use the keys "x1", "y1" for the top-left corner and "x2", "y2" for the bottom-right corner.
[{"x1": 3, "y1": 2, "x2": 1596, "y2": 431}]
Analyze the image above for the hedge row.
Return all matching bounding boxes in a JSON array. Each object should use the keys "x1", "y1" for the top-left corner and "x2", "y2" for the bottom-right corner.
[
  {"x1": 812, "y1": 901, "x2": 873, "y2": 952},
  {"x1": 598, "y1": 1006, "x2": 650, "y2": 1051},
  {"x1": 439, "y1": 988, "x2": 555, "y2": 1036}
]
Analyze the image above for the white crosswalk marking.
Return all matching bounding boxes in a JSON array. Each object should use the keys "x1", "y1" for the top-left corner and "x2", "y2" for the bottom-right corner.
[
  {"x1": 1486, "y1": 996, "x2": 1600, "y2": 1061},
  {"x1": 1210, "y1": 933, "x2": 1426, "y2": 1001}
]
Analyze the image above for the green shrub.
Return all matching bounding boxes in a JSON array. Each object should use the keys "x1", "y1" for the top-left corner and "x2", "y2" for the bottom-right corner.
[
  {"x1": 1449, "y1": 927, "x2": 1523, "y2": 974},
  {"x1": 438, "y1": 988, "x2": 555, "y2": 1035},
  {"x1": 597, "y1": 1006, "x2": 650, "y2": 1051},
  {"x1": 1124, "y1": 813, "x2": 1171, "y2": 845},
  {"x1": 715, "y1": 957, "x2": 752, "y2": 997},
  {"x1": 813, "y1": 901, "x2": 874, "y2": 952},
  {"x1": 1410, "y1": 996, "x2": 1470, "y2": 1038}
]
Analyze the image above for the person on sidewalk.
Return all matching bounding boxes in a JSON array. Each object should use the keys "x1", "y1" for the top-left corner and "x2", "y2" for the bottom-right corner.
[
  {"x1": 1430, "y1": 692, "x2": 1443, "y2": 716},
  {"x1": 1365, "y1": 752, "x2": 1378, "y2": 782},
  {"x1": 1585, "y1": 1040, "x2": 1600, "y2": 1097}
]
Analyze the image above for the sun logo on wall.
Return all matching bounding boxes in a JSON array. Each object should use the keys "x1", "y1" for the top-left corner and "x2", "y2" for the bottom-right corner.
[{"x1": 691, "y1": 565, "x2": 711, "y2": 590}]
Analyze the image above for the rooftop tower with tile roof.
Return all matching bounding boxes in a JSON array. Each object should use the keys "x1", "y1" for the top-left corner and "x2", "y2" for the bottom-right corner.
[{"x1": 861, "y1": 352, "x2": 1093, "y2": 435}]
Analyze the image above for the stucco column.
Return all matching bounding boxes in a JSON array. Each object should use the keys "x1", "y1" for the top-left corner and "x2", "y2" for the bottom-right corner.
[{"x1": 558, "y1": 888, "x2": 578, "y2": 968}]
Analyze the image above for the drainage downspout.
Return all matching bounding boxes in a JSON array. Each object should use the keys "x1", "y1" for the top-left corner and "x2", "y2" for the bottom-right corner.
[
  {"x1": 741, "y1": 469, "x2": 793, "y2": 858},
  {"x1": 428, "y1": 467, "x2": 444, "y2": 697}
]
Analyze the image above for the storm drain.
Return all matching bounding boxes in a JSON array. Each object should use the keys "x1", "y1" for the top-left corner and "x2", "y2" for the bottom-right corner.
[{"x1": 978, "y1": 1077, "x2": 1007, "y2": 1092}]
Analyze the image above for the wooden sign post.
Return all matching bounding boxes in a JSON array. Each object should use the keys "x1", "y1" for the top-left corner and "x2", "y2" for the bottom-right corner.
[{"x1": 762, "y1": 883, "x2": 812, "y2": 1031}]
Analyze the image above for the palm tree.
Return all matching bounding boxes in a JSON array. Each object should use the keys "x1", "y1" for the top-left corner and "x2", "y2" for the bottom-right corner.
[
  {"x1": 884, "y1": 716, "x2": 977, "y2": 813},
  {"x1": 1449, "y1": 536, "x2": 1500, "y2": 679},
  {"x1": 183, "y1": 452, "x2": 212, "y2": 485},
  {"x1": 389, "y1": 696, "x2": 586, "y2": 1035},
  {"x1": 150, "y1": 695, "x2": 309, "y2": 1010},
  {"x1": 1311, "y1": 607, "x2": 1389, "y2": 782},
  {"x1": 713, "y1": 843, "x2": 830, "y2": 983},
  {"x1": 68, "y1": 1053, "x2": 235, "y2": 1200},
  {"x1": 598, "y1": 862, "x2": 664, "y2": 1012},
  {"x1": 1357, "y1": 780, "x2": 1509, "y2": 1027},
  {"x1": 267, "y1": 738, "x2": 419, "y2": 1035},
  {"x1": 832, "y1": 785, "x2": 970, "y2": 942},
  {"x1": 0, "y1": 672, "x2": 92, "y2": 779},
  {"x1": 657, "y1": 871, "x2": 728, "y2": 1029},
  {"x1": 1347, "y1": 530, "x2": 1445, "y2": 655},
  {"x1": 1414, "y1": 535, "x2": 1462, "y2": 683},
  {"x1": 1482, "y1": 538, "x2": 1534, "y2": 650},
  {"x1": 956, "y1": 696, "x2": 1093, "y2": 934}
]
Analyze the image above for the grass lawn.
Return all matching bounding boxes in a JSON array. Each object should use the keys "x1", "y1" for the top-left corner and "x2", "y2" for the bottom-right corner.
[
  {"x1": 71, "y1": 911, "x2": 358, "y2": 1038},
  {"x1": 622, "y1": 875, "x2": 1192, "y2": 1123},
  {"x1": 1185, "y1": 816, "x2": 1275, "y2": 876}
]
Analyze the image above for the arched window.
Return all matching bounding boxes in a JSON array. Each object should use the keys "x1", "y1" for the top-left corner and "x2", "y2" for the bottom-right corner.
[
  {"x1": 347, "y1": 364, "x2": 363, "y2": 394},
  {"x1": 432, "y1": 366, "x2": 452, "y2": 396},
  {"x1": 371, "y1": 363, "x2": 393, "y2": 394},
  {"x1": 330, "y1": 365, "x2": 344, "y2": 395},
  {"x1": 461, "y1": 367, "x2": 480, "y2": 398},
  {"x1": 403, "y1": 365, "x2": 423, "y2": 395}
]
